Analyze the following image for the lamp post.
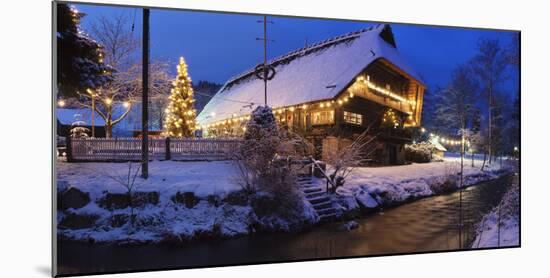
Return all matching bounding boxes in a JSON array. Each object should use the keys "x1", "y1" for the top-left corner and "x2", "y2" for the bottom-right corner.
[
  {"x1": 91, "y1": 92, "x2": 95, "y2": 137},
  {"x1": 86, "y1": 88, "x2": 96, "y2": 138}
]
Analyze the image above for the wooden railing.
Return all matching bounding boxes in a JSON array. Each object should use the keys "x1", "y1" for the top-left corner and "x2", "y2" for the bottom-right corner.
[{"x1": 67, "y1": 137, "x2": 242, "y2": 162}]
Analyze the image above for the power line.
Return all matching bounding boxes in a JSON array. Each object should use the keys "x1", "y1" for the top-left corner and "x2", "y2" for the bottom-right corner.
[{"x1": 194, "y1": 90, "x2": 259, "y2": 106}]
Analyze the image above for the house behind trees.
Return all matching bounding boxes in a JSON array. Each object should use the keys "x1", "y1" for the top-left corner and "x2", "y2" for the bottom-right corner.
[{"x1": 197, "y1": 24, "x2": 426, "y2": 165}]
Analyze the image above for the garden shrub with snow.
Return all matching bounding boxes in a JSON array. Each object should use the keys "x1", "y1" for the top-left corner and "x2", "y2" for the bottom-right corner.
[
  {"x1": 235, "y1": 106, "x2": 317, "y2": 231},
  {"x1": 404, "y1": 142, "x2": 436, "y2": 163}
]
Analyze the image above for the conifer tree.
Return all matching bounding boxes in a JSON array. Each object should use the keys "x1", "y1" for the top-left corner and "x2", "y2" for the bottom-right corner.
[
  {"x1": 57, "y1": 3, "x2": 112, "y2": 97},
  {"x1": 164, "y1": 57, "x2": 197, "y2": 137}
]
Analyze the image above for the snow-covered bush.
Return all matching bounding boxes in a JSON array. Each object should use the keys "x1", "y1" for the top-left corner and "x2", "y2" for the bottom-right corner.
[
  {"x1": 232, "y1": 106, "x2": 311, "y2": 229},
  {"x1": 231, "y1": 106, "x2": 279, "y2": 193},
  {"x1": 70, "y1": 126, "x2": 90, "y2": 138},
  {"x1": 405, "y1": 142, "x2": 435, "y2": 163},
  {"x1": 241, "y1": 106, "x2": 280, "y2": 174},
  {"x1": 430, "y1": 161, "x2": 460, "y2": 193}
]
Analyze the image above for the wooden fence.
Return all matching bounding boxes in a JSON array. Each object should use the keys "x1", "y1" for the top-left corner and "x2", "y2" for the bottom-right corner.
[{"x1": 66, "y1": 137, "x2": 242, "y2": 162}]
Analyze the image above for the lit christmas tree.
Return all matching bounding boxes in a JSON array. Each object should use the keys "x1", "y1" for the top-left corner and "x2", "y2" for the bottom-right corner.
[{"x1": 164, "y1": 57, "x2": 197, "y2": 137}]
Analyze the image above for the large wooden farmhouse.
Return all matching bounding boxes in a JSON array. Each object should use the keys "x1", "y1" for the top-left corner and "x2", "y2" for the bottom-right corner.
[{"x1": 197, "y1": 24, "x2": 426, "y2": 165}]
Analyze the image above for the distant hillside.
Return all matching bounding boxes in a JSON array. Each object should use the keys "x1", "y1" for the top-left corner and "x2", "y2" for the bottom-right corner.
[{"x1": 193, "y1": 80, "x2": 222, "y2": 114}]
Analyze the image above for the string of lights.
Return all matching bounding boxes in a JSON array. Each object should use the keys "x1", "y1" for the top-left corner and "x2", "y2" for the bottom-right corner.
[{"x1": 418, "y1": 127, "x2": 469, "y2": 147}]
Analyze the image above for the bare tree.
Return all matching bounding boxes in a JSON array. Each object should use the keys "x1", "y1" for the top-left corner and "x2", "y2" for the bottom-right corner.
[
  {"x1": 438, "y1": 64, "x2": 478, "y2": 248},
  {"x1": 76, "y1": 13, "x2": 172, "y2": 137},
  {"x1": 73, "y1": 13, "x2": 140, "y2": 137},
  {"x1": 77, "y1": 71, "x2": 135, "y2": 138},
  {"x1": 78, "y1": 61, "x2": 173, "y2": 137},
  {"x1": 323, "y1": 127, "x2": 379, "y2": 191},
  {"x1": 131, "y1": 61, "x2": 172, "y2": 129},
  {"x1": 471, "y1": 38, "x2": 508, "y2": 164},
  {"x1": 89, "y1": 13, "x2": 139, "y2": 70},
  {"x1": 103, "y1": 162, "x2": 142, "y2": 228}
]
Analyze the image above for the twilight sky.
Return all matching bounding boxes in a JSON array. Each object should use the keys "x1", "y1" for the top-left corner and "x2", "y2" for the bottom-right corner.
[{"x1": 75, "y1": 3, "x2": 518, "y2": 92}]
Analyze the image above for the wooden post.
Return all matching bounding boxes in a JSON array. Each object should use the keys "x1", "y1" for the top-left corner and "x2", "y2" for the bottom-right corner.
[
  {"x1": 66, "y1": 136, "x2": 73, "y2": 162},
  {"x1": 141, "y1": 8, "x2": 150, "y2": 179},
  {"x1": 497, "y1": 203, "x2": 501, "y2": 247},
  {"x1": 165, "y1": 137, "x2": 171, "y2": 160}
]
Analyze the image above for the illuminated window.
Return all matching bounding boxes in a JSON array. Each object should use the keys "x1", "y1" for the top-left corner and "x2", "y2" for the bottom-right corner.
[
  {"x1": 344, "y1": 111, "x2": 363, "y2": 125},
  {"x1": 312, "y1": 110, "x2": 334, "y2": 125}
]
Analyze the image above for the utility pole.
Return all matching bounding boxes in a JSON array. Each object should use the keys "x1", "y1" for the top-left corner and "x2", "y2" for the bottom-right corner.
[
  {"x1": 263, "y1": 16, "x2": 267, "y2": 106},
  {"x1": 256, "y1": 16, "x2": 274, "y2": 106},
  {"x1": 141, "y1": 8, "x2": 150, "y2": 179}
]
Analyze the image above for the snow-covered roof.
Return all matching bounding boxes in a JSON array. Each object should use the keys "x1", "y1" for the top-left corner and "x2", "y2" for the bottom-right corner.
[
  {"x1": 57, "y1": 108, "x2": 106, "y2": 126},
  {"x1": 430, "y1": 138, "x2": 447, "y2": 152},
  {"x1": 197, "y1": 24, "x2": 424, "y2": 126}
]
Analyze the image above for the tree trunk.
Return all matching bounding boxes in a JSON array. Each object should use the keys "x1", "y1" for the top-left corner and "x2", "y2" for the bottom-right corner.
[
  {"x1": 488, "y1": 82, "x2": 493, "y2": 164},
  {"x1": 481, "y1": 150, "x2": 487, "y2": 171},
  {"x1": 471, "y1": 152, "x2": 475, "y2": 167},
  {"x1": 106, "y1": 124, "x2": 113, "y2": 138}
]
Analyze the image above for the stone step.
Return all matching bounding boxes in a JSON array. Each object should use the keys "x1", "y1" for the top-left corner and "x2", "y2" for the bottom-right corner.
[
  {"x1": 318, "y1": 212, "x2": 338, "y2": 222},
  {"x1": 305, "y1": 191, "x2": 325, "y2": 199},
  {"x1": 303, "y1": 187, "x2": 323, "y2": 194},
  {"x1": 313, "y1": 201, "x2": 332, "y2": 210},
  {"x1": 316, "y1": 207, "x2": 336, "y2": 215},
  {"x1": 309, "y1": 196, "x2": 330, "y2": 204}
]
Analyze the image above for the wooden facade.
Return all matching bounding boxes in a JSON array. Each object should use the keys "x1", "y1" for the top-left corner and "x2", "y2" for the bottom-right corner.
[{"x1": 205, "y1": 59, "x2": 425, "y2": 165}]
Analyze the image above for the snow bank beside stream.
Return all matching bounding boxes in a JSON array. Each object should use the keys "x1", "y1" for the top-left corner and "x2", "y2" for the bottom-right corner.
[{"x1": 334, "y1": 157, "x2": 513, "y2": 214}]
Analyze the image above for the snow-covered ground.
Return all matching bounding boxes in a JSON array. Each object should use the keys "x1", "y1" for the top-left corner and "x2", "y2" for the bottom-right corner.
[
  {"x1": 471, "y1": 177, "x2": 520, "y2": 248},
  {"x1": 56, "y1": 155, "x2": 513, "y2": 244},
  {"x1": 56, "y1": 159, "x2": 316, "y2": 243},
  {"x1": 335, "y1": 156, "x2": 513, "y2": 212},
  {"x1": 57, "y1": 160, "x2": 242, "y2": 201}
]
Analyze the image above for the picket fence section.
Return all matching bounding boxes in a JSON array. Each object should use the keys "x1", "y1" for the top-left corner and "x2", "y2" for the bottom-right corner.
[{"x1": 67, "y1": 137, "x2": 242, "y2": 162}]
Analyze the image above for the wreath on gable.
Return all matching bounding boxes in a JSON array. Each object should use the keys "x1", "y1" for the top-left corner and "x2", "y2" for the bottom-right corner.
[{"x1": 255, "y1": 64, "x2": 276, "y2": 81}]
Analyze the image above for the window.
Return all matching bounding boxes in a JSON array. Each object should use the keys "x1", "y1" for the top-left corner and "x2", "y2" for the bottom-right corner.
[
  {"x1": 344, "y1": 111, "x2": 363, "y2": 125},
  {"x1": 311, "y1": 110, "x2": 334, "y2": 125}
]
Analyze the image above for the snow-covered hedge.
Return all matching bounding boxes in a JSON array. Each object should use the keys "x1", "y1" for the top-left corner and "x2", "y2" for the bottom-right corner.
[{"x1": 404, "y1": 142, "x2": 435, "y2": 163}]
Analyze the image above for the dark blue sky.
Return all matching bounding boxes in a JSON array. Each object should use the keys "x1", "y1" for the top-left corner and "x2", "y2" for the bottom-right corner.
[{"x1": 75, "y1": 3, "x2": 518, "y2": 91}]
